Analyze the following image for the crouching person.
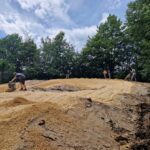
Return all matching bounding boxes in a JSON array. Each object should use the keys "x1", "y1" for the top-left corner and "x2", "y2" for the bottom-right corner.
[{"x1": 11, "y1": 72, "x2": 27, "y2": 91}]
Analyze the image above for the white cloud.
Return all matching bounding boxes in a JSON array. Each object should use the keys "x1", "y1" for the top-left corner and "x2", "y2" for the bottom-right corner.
[
  {"x1": 44, "y1": 26, "x2": 97, "y2": 51},
  {"x1": 0, "y1": 14, "x2": 45, "y2": 39},
  {"x1": 0, "y1": 0, "x2": 98, "y2": 51},
  {"x1": 63, "y1": 26, "x2": 97, "y2": 51},
  {"x1": 99, "y1": 13, "x2": 109, "y2": 24},
  {"x1": 0, "y1": 0, "x2": 127, "y2": 51},
  {"x1": 0, "y1": 12, "x2": 97, "y2": 51},
  {"x1": 16, "y1": 0, "x2": 72, "y2": 23}
]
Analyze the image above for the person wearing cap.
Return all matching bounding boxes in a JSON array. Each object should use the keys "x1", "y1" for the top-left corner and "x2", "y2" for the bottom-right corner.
[{"x1": 11, "y1": 72, "x2": 27, "y2": 91}]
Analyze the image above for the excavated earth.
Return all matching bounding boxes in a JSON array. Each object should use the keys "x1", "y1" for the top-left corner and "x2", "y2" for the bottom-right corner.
[{"x1": 0, "y1": 79, "x2": 149, "y2": 150}]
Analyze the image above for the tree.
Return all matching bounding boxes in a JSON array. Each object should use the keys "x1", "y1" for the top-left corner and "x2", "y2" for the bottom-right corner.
[
  {"x1": 40, "y1": 32, "x2": 77, "y2": 78},
  {"x1": 0, "y1": 34, "x2": 22, "y2": 82},
  {"x1": 82, "y1": 15, "x2": 126, "y2": 78},
  {"x1": 21, "y1": 38, "x2": 40, "y2": 78},
  {"x1": 2, "y1": 34, "x2": 23, "y2": 71},
  {"x1": 126, "y1": 0, "x2": 150, "y2": 81},
  {"x1": 0, "y1": 34, "x2": 40, "y2": 81},
  {"x1": 0, "y1": 59, "x2": 14, "y2": 83}
]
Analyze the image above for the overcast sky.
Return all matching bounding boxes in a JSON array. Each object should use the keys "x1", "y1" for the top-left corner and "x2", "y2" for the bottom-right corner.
[{"x1": 0, "y1": 0, "x2": 133, "y2": 51}]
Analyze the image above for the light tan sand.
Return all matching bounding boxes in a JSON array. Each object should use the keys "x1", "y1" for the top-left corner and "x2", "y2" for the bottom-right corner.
[{"x1": 0, "y1": 79, "x2": 149, "y2": 150}]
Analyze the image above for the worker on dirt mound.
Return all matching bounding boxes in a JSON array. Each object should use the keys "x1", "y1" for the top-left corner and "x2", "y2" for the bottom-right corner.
[
  {"x1": 11, "y1": 72, "x2": 27, "y2": 91},
  {"x1": 131, "y1": 68, "x2": 136, "y2": 81},
  {"x1": 125, "y1": 68, "x2": 136, "y2": 81},
  {"x1": 103, "y1": 69, "x2": 108, "y2": 79}
]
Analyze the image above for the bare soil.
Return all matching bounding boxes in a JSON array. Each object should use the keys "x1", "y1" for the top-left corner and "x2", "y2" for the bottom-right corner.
[{"x1": 0, "y1": 79, "x2": 149, "y2": 150}]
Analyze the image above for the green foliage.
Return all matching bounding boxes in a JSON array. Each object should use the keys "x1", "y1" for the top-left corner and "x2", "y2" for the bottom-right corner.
[
  {"x1": 126, "y1": 0, "x2": 150, "y2": 81},
  {"x1": 0, "y1": 34, "x2": 39, "y2": 82},
  {"x1": 81, "y1": 15, "x2": 128, "y2": 77},
  {"x1": 0, "y1": 59, "x2": 15, "y2": 82},
  {"x1": 0, "y1": 1, "x2": 149, "y2": 82},
  {"x1": 40, "y1": 31, "x2": 76, "y2": 78}
]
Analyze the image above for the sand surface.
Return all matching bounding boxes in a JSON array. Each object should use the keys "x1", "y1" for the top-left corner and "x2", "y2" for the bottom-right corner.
[{"x1": 0, "y1": 79, "x2": 149, "y2": 150}]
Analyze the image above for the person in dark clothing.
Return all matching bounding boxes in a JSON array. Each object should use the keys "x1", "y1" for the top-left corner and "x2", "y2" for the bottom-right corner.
[
  {"x1": 107, "y1": 69, "x2": 111, "y2": 79},
  {"x1": 11, "y1": 72, "x2": 27, "y2": 91},
  {"x1": 66, "y1": 70, "x2": 71, "y2": 79}
]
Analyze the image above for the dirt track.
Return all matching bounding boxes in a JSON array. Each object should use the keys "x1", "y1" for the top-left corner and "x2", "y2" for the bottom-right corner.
[{"x1": 0, "y1": 79, "x2": 150, "y2": 150}]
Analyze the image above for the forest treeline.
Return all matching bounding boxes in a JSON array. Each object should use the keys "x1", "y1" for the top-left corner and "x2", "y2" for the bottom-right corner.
[{"x1": 0, "y1": 0, "x2": 149, "y2": 83}]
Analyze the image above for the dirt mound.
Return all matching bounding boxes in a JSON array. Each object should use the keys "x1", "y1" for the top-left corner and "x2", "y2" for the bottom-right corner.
[
  {"x1": 0, "y1": 79, "x2": 149, "y2": 150},
  {"x1": 1, "y1": 97, "x2": 33, "y2": 107},
  {"x1": 0, "y1": 84, "x2": 7, "y2": 93}
]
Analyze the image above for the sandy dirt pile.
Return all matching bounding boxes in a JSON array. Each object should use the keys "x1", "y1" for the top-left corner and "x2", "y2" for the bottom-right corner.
[{"x1": 0, "y1": 79, "x2": 149, "y2": 150}]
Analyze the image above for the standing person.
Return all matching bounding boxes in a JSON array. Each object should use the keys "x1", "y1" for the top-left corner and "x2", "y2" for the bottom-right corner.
[
  {"x1": 107, "y1": 69, "x2": 111, "y2": 79},
  {"x1": 66, "y1": 70, "x2": 71, "y2": 79},
  {"x1": 11, "y1": 72, "x2": 27, "y2": 91},
  {"x1": 103, "y1": 69, "x2": 107, "y2": 79},
  {"x1": 125, "y1": 68, "x2": 132, "y2": 81},
  {"x1": 131, "y1": 69, "x2": 136, "y2": 81}
]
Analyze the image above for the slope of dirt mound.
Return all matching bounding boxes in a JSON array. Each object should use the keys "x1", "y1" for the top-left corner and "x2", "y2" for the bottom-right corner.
[
  {"x1": 31, "y1": 84, "x2": 81, "y2": 92},
  {"x1": 48, "y1": 84, "x2": 81, "y2": 91},
  {"x1": 0, "y1": 97, "x2": 33, "y2": 107},
  {"x1": 0, "y1": 84, "x2": 7, "y2": 93},
  {"x1": 0, "y1": 79, "x2": 149, "y2": 150},
  {"x1": 31, "y1": 83, "x2": 95, "y2": 92}
]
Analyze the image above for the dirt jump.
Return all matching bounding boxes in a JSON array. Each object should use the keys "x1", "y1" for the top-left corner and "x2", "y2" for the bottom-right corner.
[{"x1": 0, "y1": 79, "x2": 149, "y2": 150}]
